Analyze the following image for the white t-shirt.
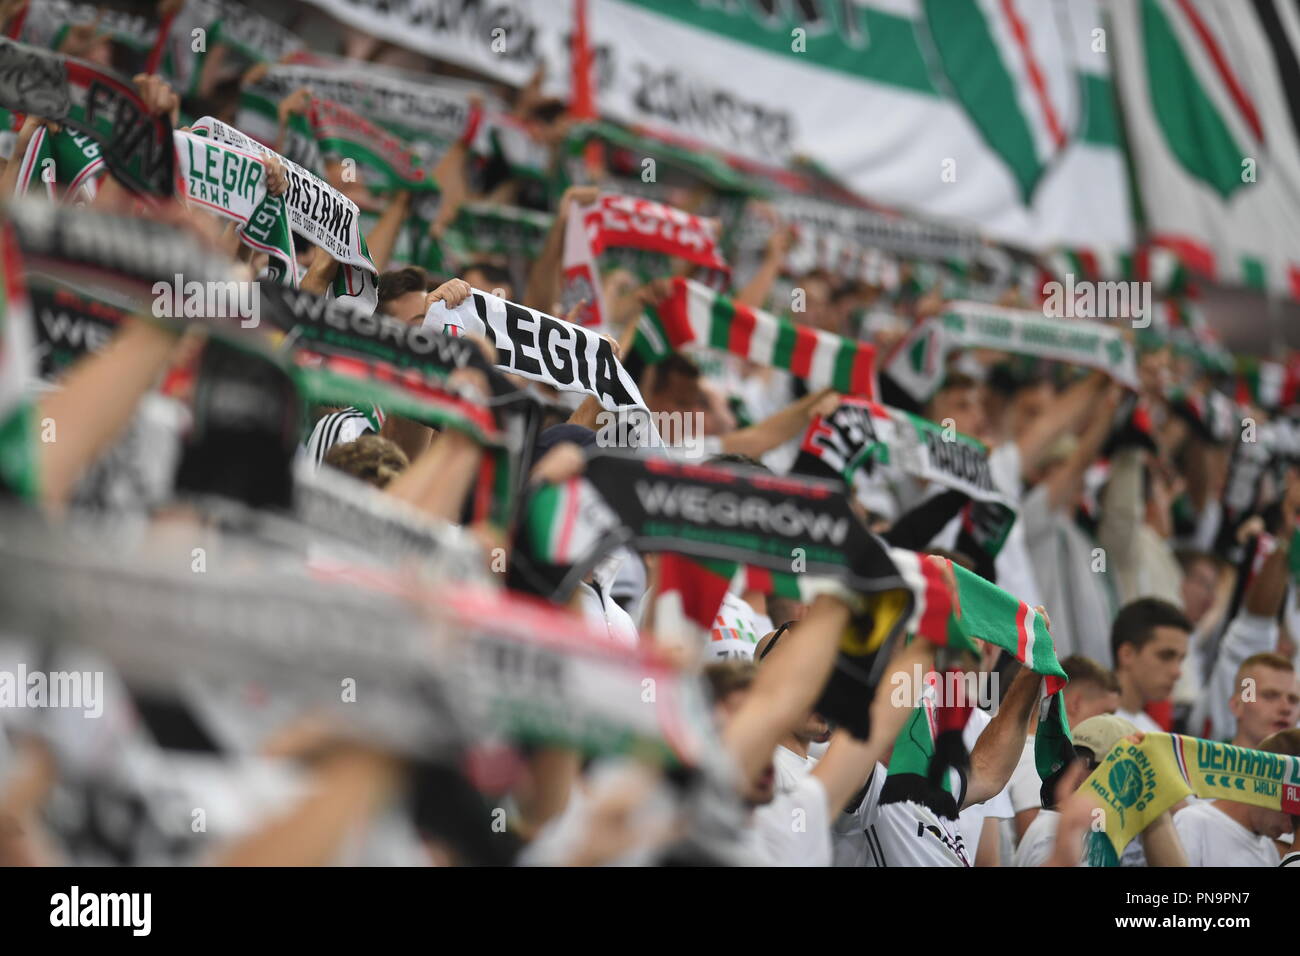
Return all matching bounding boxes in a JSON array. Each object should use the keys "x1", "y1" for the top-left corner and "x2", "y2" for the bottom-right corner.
[
  {"x1": 1114, "y1": 707, "x2": 1163, "y2": 734},
  {"x1": 1014, "y1": 809, "x2": 1149, "y2": 867},
  {"x1": 846, "y1": 763, "x2": 971, "y2": 867},
  {"x1": 1007, "y1": 736, "x2": 1043, "y2": 817},
  {"x1": 1280, "y1": 850, "x2": 1300, "y2": 867},
  {"x1": 773, "y1": 744, "x2": 816, "y2": 795},
  {"x1": 746, "y1": 774, "x2": 832, "y2": 866},
  {"x1": 957, "y1": 709, "x2": 1014, "y2": 859},
  {"x1": 1173, "y1": 800, "x2": 1281, "y2": 866}
]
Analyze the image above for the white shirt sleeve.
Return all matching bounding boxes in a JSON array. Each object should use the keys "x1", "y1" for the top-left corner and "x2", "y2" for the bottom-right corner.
[{"x1": 1008, "y1": 737, "x2": 1043, "y2": 814}]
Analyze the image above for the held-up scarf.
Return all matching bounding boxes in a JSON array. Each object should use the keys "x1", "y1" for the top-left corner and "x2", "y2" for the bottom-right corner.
[
  {"x1": 793, "y1": 396, "x2": 1010, "y2": 506},
  {"x1": 880, "y1": 558, "x2": 1071, "y2": 817},
  {"x1": 172, "y1": 129, "x2": 297, "y2": 284},
  {"x1": 190, "y1": 115, "x2": 377, "y2": 311},
  {"x1": 884, "y1": 303, "x2": 1139, "y2": 403},
  {"x1": 6, "y1": 196, "x2": 237, "y2": 309},
  {"x1": 509, "y1": 450, "x2": 916, "y2": 738},
  {"x1": 29, "y1": 285, "x2": 128, "y2": 378},
  {"x1": 1083, "y1": 732, "x2": 1300, "y2": 865},
  {"x1": 423, "y1": 289, "x2": 656, "y2": 427},
  {"x1": 308, "y1": 97, "x2": 436, "y2": 194},
  {"x1": 433, "y1": 585, "x2": 726, "y2": 769},
  {"x1": 0, "y1": 223, "x2": 37, "y2": 500},
  {"x1": 0, "y1": 37, "x2": 173, "y2": 196},
  {"x1": 265, "y1": 285, "x2": 541, "y2": 530},
  {"x1": 642, "y1": 278, "x2": 877, "y2": 397},
  {"x1": 561, "y1": 195, "x2": 731, "y2": 332},
  {"x1": 235, "y1": 57, "x2": 476, "y2": 151},
  {"x1": 12, "y1": 125, "x2": 104, "y2": 201}
]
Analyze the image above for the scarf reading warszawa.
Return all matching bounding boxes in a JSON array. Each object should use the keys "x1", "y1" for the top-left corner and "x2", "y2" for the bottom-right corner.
[
  {"x1": 190, "y1": 115, "x2": 377, "y2": 311},
  {"x1": 0, "y1": 37, "x2": 173, "y2": 196}
]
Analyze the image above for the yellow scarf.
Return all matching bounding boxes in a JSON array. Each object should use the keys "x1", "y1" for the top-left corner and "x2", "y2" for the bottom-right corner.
[{"x1": 1083, "y1": 732, "x2": 1300, "y2": 857}]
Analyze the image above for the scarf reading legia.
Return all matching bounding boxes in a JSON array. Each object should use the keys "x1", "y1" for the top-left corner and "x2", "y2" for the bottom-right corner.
[
  {"x1": 561, "y1": 195, "x2": 730, "y2": 333},
  {"x1": 644, "y1": 278, "x2": 877, "y2": 397},
  {"x1": 1083, "y1": 732, "x2": 1300, "y2": 866}
]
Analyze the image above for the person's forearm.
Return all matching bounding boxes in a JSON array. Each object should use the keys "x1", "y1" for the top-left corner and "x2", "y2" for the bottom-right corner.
[
  {"x1": 402, "y1": 429, "x2": 485, "y2": 522},
  {"x1": 379, "y1": 413, "x2": 433, "y2": 463},
  {"x1": 721, "y1": 388, "x2": 831, "y2": 459},
  {"x1": 211, "y1": 747, "x2": 401, "y2": 867},
  {"x1": 566, "y1": 395, "x2": 603, "y2": 430},
  {"x1": 1018, "y1": 373, "x2": 1104, "y2": 475},
  {"x1": 1244, "y1": 532, "x2": 1291, "y2": 617},
  {"x1": 723, "y1": 595, "x2": 850, "y2": 783},
  {"x1": 299, "y1": 246, "x2": 340, "y2": 295},
  {"x1": 735, "y1": 248, "x2": 783, "y2": 310},
  {"x1": 523, "y1": 206, "x2": 568, "y2": 312},
  {"x1": 966, "y1": 665, "x2": 1039, "y2": 808},
  {"x1": 1139, "y1": 812, "x2": 1189, "y2": 867},
  {"x1": 365, "y1": 191, "x2": 411, "y2": 273},
  {"x1": 428, "y1": 141, "x2": 468, "y2": 237},
  {"x1": 38, "y1": 318, "x2": 179, "y2": 511},
  {"x1": 1045, "y1": 397, "x2": 1112, "y2": 512}
]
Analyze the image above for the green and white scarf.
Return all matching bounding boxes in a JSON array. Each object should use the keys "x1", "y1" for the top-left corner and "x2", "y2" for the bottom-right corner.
[
  {"x1": 886, "y1": 302, "x2": 1139, "y2": 403},
  {"x1": 191, "y1": 115, "x2": 376, "y2": 312}
]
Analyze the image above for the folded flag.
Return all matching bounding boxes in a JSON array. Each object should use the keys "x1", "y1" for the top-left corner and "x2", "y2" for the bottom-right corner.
[{"x1": 642, "y1": 278, "x2": 876, "y2": 397}]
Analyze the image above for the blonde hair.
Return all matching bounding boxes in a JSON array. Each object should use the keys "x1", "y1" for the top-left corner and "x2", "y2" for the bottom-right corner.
[{"x1": 324, "y1": 434, "x2": 409, "y2": 489}]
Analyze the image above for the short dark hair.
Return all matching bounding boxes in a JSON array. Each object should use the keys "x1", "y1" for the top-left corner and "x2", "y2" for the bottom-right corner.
[
  {"x1": 1110, "y1": 598, "x2": 1192, "y2": 664},
  {"x1": 1061, "y1": 655, "x2": 1120, "y2": 693},
  {"x1": 377, "y1": 266, "x2": 431, "y2": 309},
  {"x1": 464, "y1": 261, "x2": 512, "y2": 289},
  {"x1": 652, "y1": 352, "x2": 700, "y2": 391}
]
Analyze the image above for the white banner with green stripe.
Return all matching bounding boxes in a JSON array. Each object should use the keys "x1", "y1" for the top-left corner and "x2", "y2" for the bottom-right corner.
[
  {"x1": 299, "y1": 0, "x2": 1132, "y2": 251},
  {"x1": 1111, "y1": 0, "x2": 1300, "y2": 298}
]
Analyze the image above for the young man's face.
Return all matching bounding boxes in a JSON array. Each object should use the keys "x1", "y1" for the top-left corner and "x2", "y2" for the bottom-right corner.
[
  {"x1": 1230, "y1": 666, "x2": 1300, "y2": 748},
  {"x1": 1120, "y1": 626, "x2": 1188, "y2": 704},
  {"x1": 649, "y1": 370, "x2": 703, "y2": 418},
  {"x1": 383, "y1": 289, "x2": 428, "y2": 324},
  {"x1": 926, "y1": 386, "x2": 988, "y2": 444}
]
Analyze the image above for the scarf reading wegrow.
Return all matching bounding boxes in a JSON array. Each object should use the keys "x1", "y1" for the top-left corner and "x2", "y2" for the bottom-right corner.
[
  {"x1": 885, "y1": 303, "x2": 1139, "y2": 403},
  {"x1": 1083, "y1": 732, "x2": 1300, "y2": 865},
  {"x1": 643, "y1": 278, "x2": 877, "y2": 397},
  {"x1": 0, "y1": 37, "x2": 173, "y2": 196},
  {"x1": 509, "y1": 451, "x2": 917, "y2": 737}
]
